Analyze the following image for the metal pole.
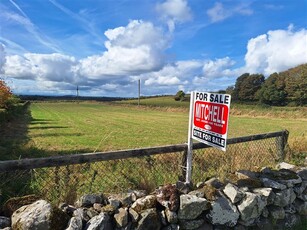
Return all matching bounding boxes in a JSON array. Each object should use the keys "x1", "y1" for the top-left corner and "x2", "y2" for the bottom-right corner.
[{"x1": 186, "y1": 92, "x2": 194, "y2": 184}]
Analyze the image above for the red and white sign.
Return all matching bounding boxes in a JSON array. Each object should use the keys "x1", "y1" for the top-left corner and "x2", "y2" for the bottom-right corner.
[{"x1": 190, "y1": 91, "x2": 231, "y2": 151}]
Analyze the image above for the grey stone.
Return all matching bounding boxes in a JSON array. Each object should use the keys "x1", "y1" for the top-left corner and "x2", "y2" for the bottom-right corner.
[
  {"x1": 237, "y1": 192, "x2": 267, "y2": 224},
  {"x1": 136, "y1": 208, "x2": 161, "y2": 230},
  {"x1": 297, "y1": 167, "x2": 307, "y2": 180},
  {"x1": 158, "y1": 210, "x2": 168, "y2": 226},
  {"x1": 204, "y1": 177, "x2": 224, "y2": 189},
  {"x1": 236, "y1": 170, "x2": 259, "y2": 179},
  {"x1": 161, "y1": 224, "x2": 179, "y2": 230},
  {"x1": 84, "y1": 212, "x2": 112, "y2": 230},
  {"x1": 108, "y1": 198, "x2": 121, "y2": 209},
  {"x1": 0, "y1": 216, "x2": 10, "y2": 228},
  {"x1": 66, "y1": 216, "x2": 83, "y2": 230},
  {"x1": 127, "y1": 190, "x2": 147, "y2": 201},
  {"x1": 73, "y1": 208, "x2": 90, "y2": 222},
  {"x1": 114, "y1": 208, "x2": 129, "y2": 228},
  {"x1": 274, "y1": 188, "x2": 296, "y2": 207},
  {"x1": 293, "y1": 181, "x2": 307, "y2": 196},
  {"x1": 260, "y1": 178, "x2": 287, "y2": 190},
  {"x1": 188, "y1": 189, "x2": 205, "y2": 198},
  {"x1": 252, "y1": 187, "x2": 274, "y2": 205},
  {"x1": 276, "y1": 162, "x2": 296, "y2": 170},
  {"x1": 268, "y1": 206, "x2": 285, "y2": 219},
  {"x1": 11, "y1": 200, "x2": 52, "y2": 230},
  {"x1": 165, "y1": 209, "x2": 178, "y2": 224},
  {"x1": 261, "y1": 207, "x2": 269, "y2": 218},
  {"x1": 131, "y1": 195, "x2": 156, "y2": 213},
  {"x1": 223, "y1": 183, "x2": 245, "y2": 203},
  {"x1": 196, "y1": 182, "x2": 204, "y2": 189},
  {"x1": 108, "y1": 193, "x2": 133, "y2": 207},
  {"x1": 176, "y1": 181, "x2": 192, "y2": 194},
  {"x1": 207, "y1": 193, "x2": 240, "y2": 227},
  {"x1": 294, "y1": 199, "x2": 307, "y2": 215},
  {"x1": 284, "y1": 204, "x2": 296, "y2": 214},
  {"x1": 76, "y1": 194, "x2": 102, "y2": 208},
  {"x1": 283, "y1": 213, "x2": 302, "y2": 229},
  {"x1": 179, "y1": 219, "x2": 204, "y2": 230},
  {"x1": 1, "y1": 227, "x2": 12, "y2": 230},
  {"x1": 178, "y1": 194, "x2": 210, "y2": 220},
  {"x1": 128, "y1": 208, "x2": 139, "y2": 223}
]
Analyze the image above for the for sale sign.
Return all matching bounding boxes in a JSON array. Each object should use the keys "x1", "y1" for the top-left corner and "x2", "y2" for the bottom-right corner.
[{"x1": 190, "y1": 92, "x2": 231, "y2": 151}]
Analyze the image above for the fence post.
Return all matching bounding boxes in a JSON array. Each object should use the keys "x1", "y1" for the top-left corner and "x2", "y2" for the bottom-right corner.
[{"x1": 277, "y1": 129, "x2": 289, "y2": 162}]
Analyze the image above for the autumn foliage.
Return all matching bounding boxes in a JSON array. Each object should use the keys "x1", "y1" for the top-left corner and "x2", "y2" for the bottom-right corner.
[{"x1": 0, "y1": 79, "x2": 13, "y2": 109}]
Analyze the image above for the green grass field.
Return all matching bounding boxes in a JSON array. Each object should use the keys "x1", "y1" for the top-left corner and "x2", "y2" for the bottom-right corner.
[{"x1": 0, "y1": 99, "x2": 306, "y2": 161}]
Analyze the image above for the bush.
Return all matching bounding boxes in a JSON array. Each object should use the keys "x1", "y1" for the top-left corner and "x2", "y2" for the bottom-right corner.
[{"x1": 0, "y1": 79, "x2": 13, "y2": 109}]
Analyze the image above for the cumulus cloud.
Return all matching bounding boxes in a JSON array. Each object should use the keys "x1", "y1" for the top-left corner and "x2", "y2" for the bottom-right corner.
[
  {"x1": 4, "y1": 53, "x2": 77, "y2": 82},
  {"x1": 156, "y1": 0, "x2": 192, "y2": 31},
  {"x1": 244, "y1": 26, "x2": 307, "y2": 75},
  {"x1": 207, "y1": 2, "x2": 253, "y2": 23},
  {"x1": 78, "y1": 20, "x2": 169, "y2": 78},
  {"x1": 202, "y1": 57, "x2": 236, "y2": 78}
]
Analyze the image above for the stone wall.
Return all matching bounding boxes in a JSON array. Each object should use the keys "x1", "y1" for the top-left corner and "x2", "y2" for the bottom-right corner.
[{"x1": 0, "y1": 162, "x2": 306, "y2": 230}]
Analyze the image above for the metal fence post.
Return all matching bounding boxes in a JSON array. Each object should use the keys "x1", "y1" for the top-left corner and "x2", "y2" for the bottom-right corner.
[{"x1": 276, "y1": 129, "x2": 289, "y2": 162}]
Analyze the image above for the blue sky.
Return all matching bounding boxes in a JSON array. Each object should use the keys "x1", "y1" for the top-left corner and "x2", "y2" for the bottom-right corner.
[{"x1": 0, "y1": 0, "x2": 306, "y2": 97}]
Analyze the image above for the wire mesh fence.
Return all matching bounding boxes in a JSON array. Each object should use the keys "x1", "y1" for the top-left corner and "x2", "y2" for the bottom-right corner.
[{"x1": 0, "y1": 130, "x2": 288, "y2": 205}]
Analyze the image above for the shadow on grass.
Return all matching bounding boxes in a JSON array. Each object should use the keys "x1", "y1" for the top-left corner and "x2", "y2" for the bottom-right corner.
[{"x1": 0, "y1": 105, "x2": 89, "y2": 205}]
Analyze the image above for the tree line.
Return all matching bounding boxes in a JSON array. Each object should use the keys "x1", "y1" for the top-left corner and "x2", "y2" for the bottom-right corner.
[{"x1": 223, "y1": 63, "x2": 307, "y2": 106}]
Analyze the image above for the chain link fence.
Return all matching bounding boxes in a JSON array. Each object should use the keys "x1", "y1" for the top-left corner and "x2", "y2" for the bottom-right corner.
[{"x1": 0, "y1": 130, "x2": 288, "y2": 205}]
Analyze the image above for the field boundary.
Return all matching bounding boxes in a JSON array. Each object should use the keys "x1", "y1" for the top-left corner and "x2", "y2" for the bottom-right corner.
[{"x1": 0, "y1": 130, "x2": 288, "y2": 172}]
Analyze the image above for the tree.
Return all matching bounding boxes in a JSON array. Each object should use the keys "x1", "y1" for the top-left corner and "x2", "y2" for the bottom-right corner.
[
  {"x1": 256, "y1": 73, "x2": 287, "y2": 106},
  {"x1": 233, "y1": 73, "x2": 264, "y2": 101},
  {"x1": 174, "y1": 90, "x2": 185, "y2": 101},
  {"x1": 0, "y1": 79, "x2": 13, "y2": 109}
]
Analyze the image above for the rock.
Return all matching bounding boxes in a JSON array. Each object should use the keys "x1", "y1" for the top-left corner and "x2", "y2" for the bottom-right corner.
[
  {"x1": 262, "y1": 168, "x2": 302, "y2": 188},
  {"x1": 11, "y1": 199, "x2": 69, "y2": 230},
  {"x1": 108, "y1": 198, "x2": 121, "y2": 209},
  {"x1": 276, "y1": 162, "x2": 296, "y2": 170},
  {"x1": 255, "y1": 217, "x2": 274, "y2": 230},
  {"x1": 293, "y1": 181, "x2": 307, "y2": 196},
  {"x1": 93, "y1": 203, "x2": 102, "y2": 212},
  {"x1": 237, "y1": 178, "x2": 262, "y2": 189},
  {"x1": 223, "y1": 183, "x2": 245, "y2": 203},
  {"x1": 294, "y1": 199, "x2": 307, "y2": 215},
  {"x1": 156, "y1": 184, "x2": 180, "y2": 211},
  {"x1": 261, "y1": 207, "x2": 269, "y2": 218},
  {"x1": 107, "y1": 193, "x2": 133, "y2": 207},
  {"x1": 283, "y1": 213, "x2": 302, "y2": 229},
  {"x1": 60, "y1": 203, "x2": 77, "y2": 216},
  {"x1": 268, "y1": 206, "x2": 285, "y2": 219},
  {"x1": 235, "y1": 170, "x2": 259, "y2": 179},
  {"x1": 73, "y1": 208, "x2": 90, "y2": 223},
  {"x1": 0, "y1": 216, "x2": 10, "y2": 228},
  {"x1": 136, "y1": 208, "x2": 161, "y2": 230},
  {"x1": 179, "y1": 219, "x2": 204, "y2": 229},
  {"x1": 128, "y1": 208, "x2": 139, "y2": 223},
  {"x1": 274, "y1": 188, "x2": 296, "y2": 207},
  {"x1": 260, "y1": 178, "x2": 287, "y2": 190},
  {"x1": 297, "y1": 168, "x2": 307, "y2": 180},
  {"x1": 75, "y1": 194, "x2": 102, "y2": 208},
  {"x1": 131, "y1": 195, "x2": 156, "y2": 213},
  {"x1": 176, "y1": 181, "x2": 192, "y2": 194},
  {"x1": 114, "y1": 208, "x2": 129, "y2": 228},
  {"x1": 237, "y1": 192, "x2": 267, "y2": 225},
  {"x1": 84, "y1": 212, "x2": 112, "y2": 230},
  {"x1": 196, "y1": 182, "x2": 204, "y2": 189},
  {"x1": 207, "y1": 193, "x2": 240, "y2": 227},
  {"x1": 188, "y1": 189, "x2": 205, "y2": 198},
  {"x1": 178, "y1": 195, "x2": 210, "y2": 220},
  {"x1": 204, "y1": 177, "x2": 224, "y2": 189},
  {"x1": 165, "y1": 209, "x2": 178, "y2": 224},
  {"x1": 252, "y1": 187, "x2": 274, "y2": 205},
  {"x1": 159, "y1": 210, "x2": 168, "y2": 226},
  {"x1": 202, "y1": 185, "x2": 218, "y2": 201},
  {"x1": 101, "y1": 204, "x2": 117, "y2": 215},
  {"x1": 161, "y1": 224, "x2": 179, "y2": 230},
  {"x1": 284, "y1": 204, "x2": 296, "y2": 214},
  {"x1": 86, "y1": 208, "x2": 99, "y2": 219},
  {"x1": 2, "y1": 195, "x2": 40, "y2": 217},
  {"x1": 66, "y1": 216, "x2": 83, "y2": 230},
  {"x1": 127, "y1": 190, "x2": 147, "y2": 201}
]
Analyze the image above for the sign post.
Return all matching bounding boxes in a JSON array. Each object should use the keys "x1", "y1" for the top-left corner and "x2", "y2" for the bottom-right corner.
[{"x1": 186, "y1": 91, "x2": 231, "y2": 183}]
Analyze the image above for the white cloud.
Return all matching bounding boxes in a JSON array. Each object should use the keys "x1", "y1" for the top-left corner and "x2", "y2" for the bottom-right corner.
[
  {"x1": 0, "y1": 44, "x2": 6, "y2": 74},
  {"x1": 207, "y1": 2, "x2": 253, "y2": 23},
  {"x1": 244, "y1": 26, "x2": 307, "y2": 75},
  {"x1": 156, "y1": 0, "x2": 192, "y2": 31},
  {"x1": 79, "y1": 20, "x2": 169, "y2": 78},
  {"x1": 202, "y1": 57, "x2": 236, "y2": 78},
  {"x1": 4, "y1": 53, "x2": 77, "y2": 82}
]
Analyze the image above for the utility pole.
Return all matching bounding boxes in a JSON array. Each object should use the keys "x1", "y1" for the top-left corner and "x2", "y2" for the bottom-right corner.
[
  {"x1": 138, "y1": 79, "x2": 140, "y2": 106},
  {"x1": 76, "y1": 85, "x2": 79, "y2": 103}
]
